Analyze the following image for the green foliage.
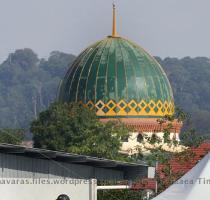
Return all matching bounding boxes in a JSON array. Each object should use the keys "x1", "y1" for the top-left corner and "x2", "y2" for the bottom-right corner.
[
  {"x1": 148, "y1": 134, "x2": 161, "y2": 145},
  {"x1": 144, "y1": 148, "x2": 173, "y2": 166},
  {"x1": 0, "y1": 129, "x2": 24, "y2": 144},
  {"x1": 180, "y1": 129, "x2": 205, "y2": 147},
  {"x1": 31, "y1": 102, "x2": 129, "y2": 160},
  {"x1": 31, "y1": 103, "x2": 145, "y2": 199},
  {"x1": 0, "y1": 49, "x2": 75, "y2": 130},
  {"x1": 163, "y1": 130, "x2": 170, "y2": 144},
  {"x1": 39, "y1": 51, "x2": 75, "y2": 77},
  {"x1": 157, "y1": 56, "x2": 210, "y2": 134},
  {"x1": 156, "y1": 150, "x2": 195, "y2": 193},
  {"x1": 174, "y1": 107, "x2": 190, "y2": 122},
  {"x1": 98, "y1": 189, "x2": 147, "y2": 200},
  {"x1": 98, "y1": 180, "x2": 153, "y2": 199},
  {"x1": 161, "y1": 106, "x2": 189, "y2": 123}
]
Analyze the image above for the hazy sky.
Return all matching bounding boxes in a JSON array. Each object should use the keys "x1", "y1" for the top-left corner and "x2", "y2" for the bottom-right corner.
[{"x1": 0, "y1": 0, "x2": 210, "y2": 61}]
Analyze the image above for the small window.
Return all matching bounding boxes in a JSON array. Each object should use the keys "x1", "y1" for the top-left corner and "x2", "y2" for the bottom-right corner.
[
  {"x1": 122, "y1": 135, "x2": 129, "y2": 142},
  {"x1": 137, "y1": 134, "x2": 143, "y2": 142}
]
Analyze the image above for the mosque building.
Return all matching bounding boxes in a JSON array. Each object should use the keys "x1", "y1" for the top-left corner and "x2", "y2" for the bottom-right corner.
[{"x1": 58, "y1": 5, "x2": 183, "y2": 155}]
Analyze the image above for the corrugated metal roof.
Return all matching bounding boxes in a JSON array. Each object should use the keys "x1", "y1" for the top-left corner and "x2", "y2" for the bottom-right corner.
[{"x1": 0, "y1": 143, "x2": 147, "y2": 169}]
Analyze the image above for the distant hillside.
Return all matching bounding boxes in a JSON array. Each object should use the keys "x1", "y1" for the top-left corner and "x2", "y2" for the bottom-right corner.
[
  {"x1": 0, "y1": 49, "x2": 210, "y2": 135},
  {"x1": 156, "y1": 57, "x2": 210, "y2": 134},
  {"x1": 0, "y1": 49, "x2": 75, "y2": 129}
]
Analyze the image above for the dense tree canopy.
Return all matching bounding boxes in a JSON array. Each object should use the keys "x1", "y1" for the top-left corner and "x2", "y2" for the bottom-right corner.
[
  {"x1": 0, "y1": 49, "x2": 75, "y2": 130},
  {"x1": 0, "y1": 129, "x2": 24, "y2": 144},
  {"x1": 31, "y1": 102, "x2": 129, "y2": 159},
  {"x1": 157, "y1": 56, "x2": 210, "y2": 134}
]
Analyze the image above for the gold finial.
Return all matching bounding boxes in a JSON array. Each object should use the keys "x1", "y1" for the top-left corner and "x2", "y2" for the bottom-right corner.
[{"x1": 112, "y1": 3, "x2": 117, "y2": 37}]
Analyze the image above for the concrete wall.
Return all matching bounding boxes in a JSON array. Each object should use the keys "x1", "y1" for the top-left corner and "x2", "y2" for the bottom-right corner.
[{"x1": 0, "y1": 178, "x2": 92, "y2": 200}]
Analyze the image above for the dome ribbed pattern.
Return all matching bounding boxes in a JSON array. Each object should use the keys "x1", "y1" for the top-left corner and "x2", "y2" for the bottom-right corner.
[{"x1": 58, "y1": 37, "x2": 174, "y2": 118}]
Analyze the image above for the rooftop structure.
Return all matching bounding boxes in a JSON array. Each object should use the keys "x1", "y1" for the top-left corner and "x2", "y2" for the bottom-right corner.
[{"x1": 58, "y1": 4, "x2": 182, "y2": 155}]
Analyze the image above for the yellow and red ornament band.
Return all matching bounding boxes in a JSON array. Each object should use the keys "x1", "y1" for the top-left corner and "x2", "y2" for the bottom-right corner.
[{"x1": 81, "y1": 99, "x2": 174, "y2": 117}]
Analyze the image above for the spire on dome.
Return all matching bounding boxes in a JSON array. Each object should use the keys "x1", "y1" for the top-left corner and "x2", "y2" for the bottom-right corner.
[{"x1": 112, "y1": 3, "x2": 118, "y2": 37}]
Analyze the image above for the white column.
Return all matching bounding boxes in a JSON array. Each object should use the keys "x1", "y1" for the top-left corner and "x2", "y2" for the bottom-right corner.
[{"x1": 90, "y1": 179, "x2": 97, "y2": 200}]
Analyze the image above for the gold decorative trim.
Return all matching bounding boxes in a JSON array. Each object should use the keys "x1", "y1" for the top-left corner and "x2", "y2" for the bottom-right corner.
[{"x1": 82, "y1": 99, "x2": 174, "y2": 117}]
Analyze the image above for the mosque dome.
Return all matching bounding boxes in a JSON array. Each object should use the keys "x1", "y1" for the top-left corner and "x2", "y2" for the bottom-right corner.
[{"x1": 58, "y1": 5, "x2": 174, "y2": 119}]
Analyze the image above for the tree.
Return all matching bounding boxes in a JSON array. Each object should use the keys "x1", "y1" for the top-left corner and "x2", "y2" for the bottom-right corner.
[
  {"x1": 39, "y1": 51, "x2": 75, "y2": 77},
  {"x1": 31, "y1": 102, "x2": 129, "y2": 160},
  {"x1": 31, "y1": 102, "x2": 148, "y2": 199},
  {"x1": 0, "y1": 129, "x2": 24, "y2": 144},
  {"x1": 180, "y1": 129, "x2": 205, "y2": 147},
  {"x1": 98, "y1": 189, "x2": 147, "y2": 200},
  {"x1": 157, "y1": 56, "x2": 210, "y2": 134},
  {"x1": 0, "y1": 49, "x2": 75, "y2": 131}
]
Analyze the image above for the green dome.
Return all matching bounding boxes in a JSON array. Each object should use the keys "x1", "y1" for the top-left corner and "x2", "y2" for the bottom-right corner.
[{"x1": 58, "y1": 37, "x2": 174, "y2": 118}]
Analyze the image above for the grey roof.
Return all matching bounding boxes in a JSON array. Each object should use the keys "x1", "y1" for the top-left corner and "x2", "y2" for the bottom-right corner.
[{"x1": 0, "y1": 143, "x2": 147, "y2": 169}]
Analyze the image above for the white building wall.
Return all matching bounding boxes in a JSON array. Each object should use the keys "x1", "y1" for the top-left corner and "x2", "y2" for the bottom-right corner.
[
  {"x1": 0, "y1": 178, "x2": 91, "y2": 200},
  {"x1": 121, "y1": 132, "x2": 185, "y2": 155}
]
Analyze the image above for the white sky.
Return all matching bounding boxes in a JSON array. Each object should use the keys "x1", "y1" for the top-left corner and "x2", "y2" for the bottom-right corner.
[{"x1": 0, "y1": 0, "x2": 210, "y2": 61}]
